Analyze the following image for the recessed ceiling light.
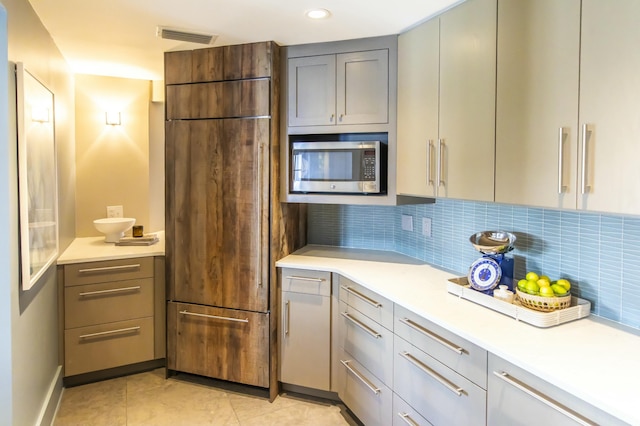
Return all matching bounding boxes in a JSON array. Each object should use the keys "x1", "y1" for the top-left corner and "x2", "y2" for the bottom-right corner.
[{"x1": 305, "y1": 8, "x2": 331, "y2": 19}]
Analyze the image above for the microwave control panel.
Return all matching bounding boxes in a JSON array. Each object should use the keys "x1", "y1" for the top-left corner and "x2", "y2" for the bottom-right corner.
[{"x1": 363, "y1": 150, "x2": 377, "y2": 181}]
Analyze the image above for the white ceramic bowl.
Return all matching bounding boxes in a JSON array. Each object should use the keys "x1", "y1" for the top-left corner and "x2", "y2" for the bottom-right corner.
[{"x1": 93, "y1": 217, "x2": 136, "y2": 243}]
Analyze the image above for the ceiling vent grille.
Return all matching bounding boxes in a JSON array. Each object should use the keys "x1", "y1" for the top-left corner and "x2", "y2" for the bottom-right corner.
[{"x1": 156, "y1": 26, "x2": 218, "y2": 45}]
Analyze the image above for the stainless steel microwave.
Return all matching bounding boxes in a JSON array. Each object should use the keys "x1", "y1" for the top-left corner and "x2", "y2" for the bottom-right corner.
[{"x1": 290, "y1": 140, "x2": 385, "y2": 194}]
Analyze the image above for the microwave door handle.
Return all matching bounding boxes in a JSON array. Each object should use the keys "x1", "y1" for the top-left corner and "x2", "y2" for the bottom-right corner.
[{"x1": 292, "y1": 153, "x2": 302, "y2": 180}]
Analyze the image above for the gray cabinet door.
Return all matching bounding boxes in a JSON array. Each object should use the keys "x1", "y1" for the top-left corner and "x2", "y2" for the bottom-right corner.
[
  {"x1": 336, "y1": 49, "x2": 389, "y2": 125},
  {"x1": 397, "y1": 17, "x2": 439, "y2": 198},
  {"x1": 287, "y1": 55, "x2": 336, "y2": 126},
  {"x1": 495, "y1": 0, "x2": 580, "y2": 209},
  {"x1": 438, "y1": 0, "x2": 496, "y2": 201},
  {"x1": 578, "y1": 0, "x2": 640, "y2": 215}
]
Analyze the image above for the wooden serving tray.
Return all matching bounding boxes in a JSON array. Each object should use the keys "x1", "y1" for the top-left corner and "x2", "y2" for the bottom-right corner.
[{"x1": 447, "y1": 277, "x2": 591, "y2": 328}]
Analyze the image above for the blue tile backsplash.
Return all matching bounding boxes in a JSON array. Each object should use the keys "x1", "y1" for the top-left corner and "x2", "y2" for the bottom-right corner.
[{"x1": 307, "y1": 199, "x2": 640, "y2": 330}]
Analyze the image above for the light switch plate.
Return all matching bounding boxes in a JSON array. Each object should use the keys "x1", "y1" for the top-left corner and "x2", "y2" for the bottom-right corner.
[
  {"x1": 422, "y1": 217, "x2": 432, "y2": 237},
  {"x1": 401, "y1": 214, "x2": 413, "y2": 232},
  {"x1": 107, "y1": 205, "x2": 123, "y2": 218}
]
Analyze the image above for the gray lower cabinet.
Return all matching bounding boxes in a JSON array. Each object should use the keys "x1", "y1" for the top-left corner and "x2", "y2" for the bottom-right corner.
[
  {"x1": 62, "y1": 256, "x2": 164, "y2": 378},
  {"x1": 279, "y1": 268, "x2": 332, "y2": 391},
  {"x1": 337, "y1": 276, "x2": 394, "y2": 426},
  {"x1": 392, "y1": 393, "x2": 432, "y2": 426},
  {"x1": 488, "y1": 354, "x2": 627, "y2": 426}
]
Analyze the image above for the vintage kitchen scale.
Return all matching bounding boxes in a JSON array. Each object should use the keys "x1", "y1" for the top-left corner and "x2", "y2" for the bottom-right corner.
[{"x1": 467, "y1": 231, "x2": 516, "y2": 294}]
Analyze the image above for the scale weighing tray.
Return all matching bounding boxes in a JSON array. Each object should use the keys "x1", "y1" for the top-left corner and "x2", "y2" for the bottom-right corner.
[{"x1": 447, "y1": 277, "x2": 591, "y2": 328}]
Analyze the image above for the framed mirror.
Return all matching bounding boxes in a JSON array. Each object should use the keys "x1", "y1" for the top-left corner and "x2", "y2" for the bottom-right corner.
[{"x1": 16, "y1": 62, "x2": 58, "y2": 290}]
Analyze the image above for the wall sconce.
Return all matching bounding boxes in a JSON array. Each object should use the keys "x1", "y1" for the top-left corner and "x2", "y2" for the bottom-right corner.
[
  {"x1": 31, "y1": 107, "x2": 50, "y2": 123},
  {"x1": 105, "y1": 111, "x2": 121, "y2": 126}
]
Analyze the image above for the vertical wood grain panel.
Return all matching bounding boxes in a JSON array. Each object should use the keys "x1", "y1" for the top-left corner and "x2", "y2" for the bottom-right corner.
[
  {"x1": 164, "y1": 50, "x2": 193, "y2": 84},
  {"x1": 192, "y1": 46, "x2": 224, "y2": 82},
  {"x1": 224, "y1": 42, "x2": 272, "y2": 79}
]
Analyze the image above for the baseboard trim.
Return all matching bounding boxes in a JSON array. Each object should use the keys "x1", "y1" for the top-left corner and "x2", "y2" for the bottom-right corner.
[{"x1": 36, "y1": 365, "x2": 63, "y2": 426}]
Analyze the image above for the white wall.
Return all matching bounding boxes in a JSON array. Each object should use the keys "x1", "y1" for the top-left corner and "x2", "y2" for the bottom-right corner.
[
  {"x1": 2, "y1": 0, "x2": 76, "y2": 424},
  {"x1": 0, "y1": 4, "x2": 13, "y2": 425}
]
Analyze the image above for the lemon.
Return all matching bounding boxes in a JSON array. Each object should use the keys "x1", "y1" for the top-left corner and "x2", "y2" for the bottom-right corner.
[
  {"x1": 537, "y1": 278, "x2": 551, "y2": 287},
  {"x1": 551, "y1": 284, "x2": 568, "y2": 296},
  {"x1": 525, "y1": 271, "x2": 539, "y2": 282},
  {"x1": 540, "y1": 275, "x2": 551, "y2": 282},
  {"x1": 525, "y1": 280, "x2": 540, "y2": 295},
  {"x1": 556, "y1": 279, "x2": 571, "y2": 292},
  {"x1": 517, "y1": 279, "x2": 528, "y2": 291},
  {"x1": 539, "y1": 286, "x2": 555, "y2": 297}
]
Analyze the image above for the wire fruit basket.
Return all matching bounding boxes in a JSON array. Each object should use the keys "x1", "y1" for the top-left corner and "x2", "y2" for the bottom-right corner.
[{"x1": 516, "y1": 289, "x2": 572, "y2": 312}]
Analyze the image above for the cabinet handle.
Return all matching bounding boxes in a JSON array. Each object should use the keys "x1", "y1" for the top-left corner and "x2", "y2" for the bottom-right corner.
[
  {"x1": 256, "y1": 143, "x2": 264, "y2": 288},
  {"x1": 427, "y1": 140, "x2": 434, "y2": 186},
  {"x1": 330, "y1": 114, "x2": 335, "y2": 123},
  {"x1": 339, "y1": 113, "x2": 344, "y2": 122},
  {"x1": 341, "y1": 312, "x2": 382, "y2": 339},
  {"x1": 340, "y1": 285, "x2": 382, "y2": 308},
  {"x1": 340, "y1": 359, "x2": 381, "y2": 395},
  {"x1": 79, "y1": 326, "x2": 140, "y2": 339},
  {"x1": 285, "y1": 275, "x2": 326, "y2": 283},
  {"x1": 400, "y1": 351, "x2": 463, "y2": 396},
  {"x1": 79, "y1": 285, "x2": 141, "y2": 297},
  {"x1": 78, "y1": 264, "x2": 141, "y2": 274},
  {"x1": 581, "y1": 124, "x2": 592, "y2": 194},
  {"x1": 399, "y1": 317, "x2": 464, "y2": 355},
  {"x1": 493, "y1": 371, "x2": 597, "y2": 426},
  {"x1": 557, "y1": 127, "x2": 567, "y2": 194},
  {"x1": 284, "y1": 300, "x2": 290, "y2": 336},
  {"x1": 179, "y1": 310, "x2": 249, "y2": 323},
  {"x1": 437, "y1": 139, "x2": 445, "y2": 187},
  {"x1": 398, "y1": 412, "x2": 420, "y2": 426}
]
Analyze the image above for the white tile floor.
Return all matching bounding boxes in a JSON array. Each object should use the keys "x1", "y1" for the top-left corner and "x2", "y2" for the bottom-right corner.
[{"x1": 53, "y1": 369, "x2": 358, "y2": 426}]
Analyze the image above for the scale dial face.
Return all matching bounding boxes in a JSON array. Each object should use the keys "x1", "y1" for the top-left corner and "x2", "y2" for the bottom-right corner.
[{"x1": 468, "y1": 257, "x2": 502, "y2": 291}]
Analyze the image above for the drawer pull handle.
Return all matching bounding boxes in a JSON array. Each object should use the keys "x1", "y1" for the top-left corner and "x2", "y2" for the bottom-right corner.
[
  {"x1": 78, "y1": 264, "x2": 141, "y2": 274},
  {"x1": 79, "y1": 285, "x2": 141, "y2": 297},
  {"x1": 341, "y1": 312, "x2": 382, "y2": 339},
  {"x1": 399, "y1": 318, "x2": 464, "y2": 355},
  {"x1": 398, "y1": 412, "x2": 420, "y2": 426},
  {"x1": 179, "y1": 310, "x2": 249, "y2": 323},
  {"x1": 340, "y1": 359, "x2": 380, "y2": 395},
  {"x1": 400, "y1": 351, "x2": 463, "y2": 396},
  {"x1": 340, "y1": 285, "x2": 382, "y2": 308},
  {"x1": 79, "y1": 326, "x2": 140, "y2": 339},
  {"x1": 493, "y1": 371, "x2": 597, "y2": 426},
  {"x1": 285, "y1": 275, "x2": 326, "y2": 283}
]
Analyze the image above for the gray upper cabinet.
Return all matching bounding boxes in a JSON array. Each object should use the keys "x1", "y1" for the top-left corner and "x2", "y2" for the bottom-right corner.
[
  {"x1": 495, "y1": 0, "x2": 581, "y2": 209},
  {"x1": 578, "y1": 0, "x2": 640, "y2": 215},
  {"x1": 288, "y1": 49, "x2": 389, "y2": 127},
  {"x1": 495, "y1": 0, "x2": 640, "y2": 215},
  {"x1": 397, "y1": 0, "x2": 496, "y2": 202}
]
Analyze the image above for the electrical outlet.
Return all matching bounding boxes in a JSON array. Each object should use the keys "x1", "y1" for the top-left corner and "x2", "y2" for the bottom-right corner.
[
  {"x1": 106, "y1": 205, "x2": 123, "y2": 218},
  {"x1": 422, "y1": 217, "x2": 432, "y2": 237},
  {"x1": 401, "y1": 214, "x2": 413, "y2": 232}
]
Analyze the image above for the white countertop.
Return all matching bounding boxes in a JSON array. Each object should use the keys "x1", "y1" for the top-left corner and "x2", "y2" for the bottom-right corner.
[
  {"x1": 57, "y1": 231, "x2": 165, "y2": 265},
  {"x1": 277, "y1": 245, "x2": 640, "y2": 425}
]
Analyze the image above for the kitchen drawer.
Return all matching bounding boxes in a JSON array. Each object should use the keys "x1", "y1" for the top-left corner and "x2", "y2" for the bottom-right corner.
[
  {"x1": 167, "y1": 302, "x2": 269, "y2": 388},
  {"x1": 64, "y1": 317, "x2": 154, "y2": 377},
  {"x1": 64, "y1": 257, "x2": 154, "y2": 287},
  {"x1": 280, "y1": 268, "x2": 331, "y2": 296},
  {"x1": 338, "y1": 349, "x2": 393, "y2": 426},
  {"x1": 65, "y1": 278, "x2": 154, "y2": 329},
  {"x1": 393, "y1": 393, "x2": 432, "y2": 426},
  {"x1": 339, "y1": 300, "x2": 394, "y2": 386},
  {"x1": 339, "y1": 276, "x2": 393, "y2": 331},
  {"x1": 394, "y1": 335, "x2": 486, "y2": 426},
  {"x1": 488, "y1": 354, "x2": 627, "y2": 426},
  {"x1": 395, "y1": 304, "x2": 487, "y2": 389}
]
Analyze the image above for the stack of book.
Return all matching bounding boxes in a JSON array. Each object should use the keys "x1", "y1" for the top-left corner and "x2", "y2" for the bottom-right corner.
[{"x1": 115, "y1": 233, "x2": 159, "y2": 246}]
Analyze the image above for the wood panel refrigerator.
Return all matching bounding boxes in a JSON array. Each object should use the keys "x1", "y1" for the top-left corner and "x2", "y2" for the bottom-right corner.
[{"x1": 164, "y1": 41, "x2": 305, "y2": 398}]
